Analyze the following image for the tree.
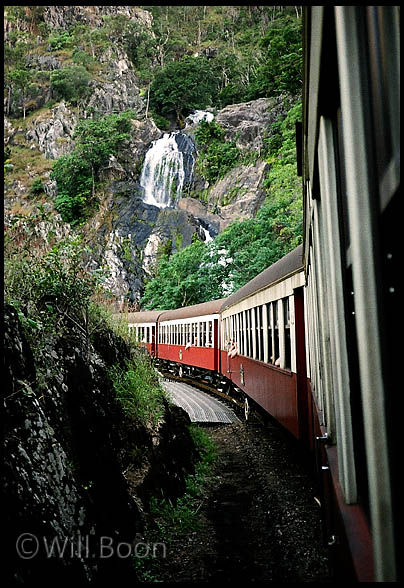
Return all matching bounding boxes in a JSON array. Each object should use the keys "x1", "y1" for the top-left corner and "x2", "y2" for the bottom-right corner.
[
  {"x1": 247, "y1": 15, "x2": 302, "y2": 99},
  {"x1": 50, "y1": 65, "x2": 91, "y2": 103},
  {"x1": 51, "y1": 111, "x2": 133, "y2": 224},
  {"x1": 8, "y1": 66, "x2": 34, "y2": 119},
  {"x1": 149, "y1": 56, "x2": 217, "y2": 123},
  {"x1": 141, "y1": 241, "x2": 208, "y2": 309}
]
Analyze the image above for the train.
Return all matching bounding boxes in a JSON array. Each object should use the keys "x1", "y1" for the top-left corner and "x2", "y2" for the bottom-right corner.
[{"x1": 120, "y1": 6, "x2": 399, "y2": 583}]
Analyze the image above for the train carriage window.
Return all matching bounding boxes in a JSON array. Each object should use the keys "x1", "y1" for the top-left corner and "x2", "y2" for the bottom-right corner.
[
  {"x1": 249, "y1": 309, "x2": 254, "y2": 358},
  {"x1": 258, "y1": 306, "x2": 264, "y2": 362},
  {"x1": 239, "y1": 312, "x2": 244, "y2": 356},
  {"x1": 245, "y1": 310, "x2": 250, "y2": 357},
  {"x1": 207, "y1": 321, "x2": 213, "y2": 347},
  {"x1": 196, "y1": 322, "x2": 201, "y2": 347},
  {"x1": 283, "y1": 298, "x2": 291, "y2": 370},
  {"x1": 253, "y1": 307, "x2": 258, "y2": 360},
  {"x1": 273, "y1": 302, "x2": 279, "y2": 365},
  {"x1": 266, "y1": 303, "x2": 273, "y2": 363}
]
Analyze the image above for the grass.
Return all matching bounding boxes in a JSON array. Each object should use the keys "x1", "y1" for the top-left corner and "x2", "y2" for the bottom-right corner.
[
  {"x1": 5, "y1": 144, "x2": 53, "y2": 197},
  {"x1": 149, "y1": 425, "x2": 217, "y2": 541},
  {"x1": 108, "y1": 354, "x2": 167, "y2": 427}
]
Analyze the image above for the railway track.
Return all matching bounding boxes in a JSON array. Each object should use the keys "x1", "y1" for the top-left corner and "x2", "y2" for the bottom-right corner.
[{"x1": 162, "y1": 379, "x2": 240, "y2": 424}]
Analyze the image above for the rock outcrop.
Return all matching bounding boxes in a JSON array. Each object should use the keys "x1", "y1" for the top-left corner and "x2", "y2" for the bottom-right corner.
[
  {"x1": 84, "y1": 46, "x2": 145, "y2": 118},
  {"x1": 215, "y1": 96, "x2": 287, "y2": 152},
  {"x1": 43, "y1": 6, "x2": 153, "y2": 31},
  {"x1": 206, "y1": 160, "x2": 270, "y2": 230},
  {"x1": 3, "y1": 302, "x2": 197, "y2": 584},
  {"x1": 26, "y1": 102, "x2": 77, "y2": 159}
]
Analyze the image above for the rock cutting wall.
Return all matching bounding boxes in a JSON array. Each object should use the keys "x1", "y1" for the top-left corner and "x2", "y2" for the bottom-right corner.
[{"x1": 3, "y1": 303, "x2": 197, "y2": 584}]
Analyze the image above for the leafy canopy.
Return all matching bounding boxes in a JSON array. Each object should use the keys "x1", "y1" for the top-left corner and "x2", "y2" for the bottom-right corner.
[
  {"x1": 51, "y1": 110, "x2": 133, "y2": 224},
  {"x1": 149, "y1": 56, "x2": 217, "y2": 121}
]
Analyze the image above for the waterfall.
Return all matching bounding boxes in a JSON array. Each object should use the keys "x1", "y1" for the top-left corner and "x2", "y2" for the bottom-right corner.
[{"x1": 140, "y1": 131, "x2": 195, "y2": 208}]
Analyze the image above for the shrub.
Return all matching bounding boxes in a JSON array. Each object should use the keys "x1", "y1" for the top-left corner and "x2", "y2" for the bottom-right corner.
[
  {"x1": 50, "y1": 65, "x2": 91, "y2": 103},
  {"x1": 48, "y1": 30, "x2": 74, "y2": 51},
  {"x1": 194, "y1": 120, "x2": 241, "y2": 183},
  {"x1": 29, "y1": 177, "x2": 44, "y2": 196},
  {"x1": 4, "y1": 216, "x2": 108, "y2": 352},
  {"x1": 108, "y1": 355, "x2": 167, "y2": 426}
]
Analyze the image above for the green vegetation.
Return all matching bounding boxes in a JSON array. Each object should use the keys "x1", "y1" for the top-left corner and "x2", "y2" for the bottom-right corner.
[
  {"x1": 150, "y1": 425, "x2": 217, "y2": 539},
  {"x1": 145, "y1": 6, "x2": 302, "y2": 109},
  {"x1": 50, "y1": 110, "x2": 133, "y2": 224},
  {"x1": 50, "y1": 65, "x2": 91, "y2": 103},
  {"x1": 4, "y1": 207, "x2": 108, "y2": 353},
  {"x1": 108, "y1": 356, "x2": 167, "y2": 427},
  {"x1": 194, "y1": 120, "x2": 242, "y2": 184},
  {"x1": 149, "y1": 55, "x2": 217, "y2": 124}
]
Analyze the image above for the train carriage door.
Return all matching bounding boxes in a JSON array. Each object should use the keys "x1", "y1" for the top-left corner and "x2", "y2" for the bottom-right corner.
[
  {"x1": 214, "y1": 318, "x2": 219, "y2": 372},
  {"x1": 294, "y1": 287, "x2": 310, "y2": 446}
]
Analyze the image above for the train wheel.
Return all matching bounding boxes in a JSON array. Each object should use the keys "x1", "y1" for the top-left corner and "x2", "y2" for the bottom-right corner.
[{"x1": 244, "y1": 397, "x2": 250, "y2": 421}]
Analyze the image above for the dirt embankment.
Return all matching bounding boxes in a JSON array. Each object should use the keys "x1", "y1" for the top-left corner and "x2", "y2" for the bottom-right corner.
[{"x1": 153, "y1": 417, "x2": 331, "y2": 583}]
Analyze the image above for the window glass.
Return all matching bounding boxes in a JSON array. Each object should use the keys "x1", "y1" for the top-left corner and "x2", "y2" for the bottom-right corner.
[
  {"x1": 283, "y1": 298, "x2": 291, "y2": 369},
  {"x1": 273, "y1": 302, "x2": 279, "y2": 365}
]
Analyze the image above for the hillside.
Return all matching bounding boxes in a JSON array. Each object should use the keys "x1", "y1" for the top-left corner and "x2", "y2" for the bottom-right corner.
[{"x1": 4, "y1": 5, "x2": 303, "y2": 310}]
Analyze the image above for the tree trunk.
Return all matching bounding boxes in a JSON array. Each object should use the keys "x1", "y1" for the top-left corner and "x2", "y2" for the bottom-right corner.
[
  {"x1": 7, "y1": 86, "x2": 12, "y2": 116},
  {"x1": 145, "y1": 85, "x2": 150, "y2": 119}
]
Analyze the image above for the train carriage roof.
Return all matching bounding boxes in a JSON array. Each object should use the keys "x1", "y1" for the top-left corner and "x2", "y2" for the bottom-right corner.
[
  {"x1": 122, "y1": 310, "x2": 166, "y2": 324},
  {"x1": 159, "y1": 298, "x2": 226, "y2": 322},
  {"x1": 220, "y1": 245, "x2": 304, "y2": 313}
]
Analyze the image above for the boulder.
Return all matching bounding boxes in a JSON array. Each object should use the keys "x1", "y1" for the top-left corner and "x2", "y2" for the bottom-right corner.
[
  {"x1": 215, "y1": 96, "x2": 287, "y2": 151},
  {"x1": 207, "y1": 160, "x2": 269, "y2": 230},
  {"x1": 26, "y1": 102, "x2": 77, "y2": 159}
]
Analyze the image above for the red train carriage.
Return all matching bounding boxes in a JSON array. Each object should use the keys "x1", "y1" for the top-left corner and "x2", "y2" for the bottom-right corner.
[
  {"x1": 219, "y1": 246, "x2": 306, "y2": 437},
  {"x1": 125, "y1": 310, "x2": 164, "y2": 356},
  {"x1": 302, "y1": 6, "x2": 399, "y2": 581},
  {"x1": 157, "y1": 299, "x2": 225, "y2": 373}
]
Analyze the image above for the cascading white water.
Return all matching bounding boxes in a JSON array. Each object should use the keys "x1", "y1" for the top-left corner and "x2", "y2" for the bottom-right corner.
[{"x1": 140, "y1": 132, "x2": 195, "y2": 208}]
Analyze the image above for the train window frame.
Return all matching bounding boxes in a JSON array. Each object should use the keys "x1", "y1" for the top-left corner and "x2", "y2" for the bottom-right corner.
[
  {"x1": 251, "y1": 306, "x2": 257, "y2": 360},
  {"x1": 258, "y1": 306, "x2": 264, "y2": 362},
  {"x1": 283, "y1": 298, "x2": 292, "y2": 370},
  {"x1": 273, "y1": 302, "x2": 279, "y2": 365},
  {"x1": 239, "y1": 312, "x2": 244, "y2": 356},
  {"x1": 266, "y1": 303, "x2": 273, "y2": 364}
]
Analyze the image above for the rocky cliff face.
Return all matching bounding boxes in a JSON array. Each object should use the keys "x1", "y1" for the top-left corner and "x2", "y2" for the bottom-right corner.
[
  {"x1": 4, "y1": 4, "x2": 293, "y2": 304},
  {"x1": 42, "y1": 5, "x2": 153, "y2": 31},
  {"x1": 3, "y1": 303, "x2": 197, "y2": 584}
]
